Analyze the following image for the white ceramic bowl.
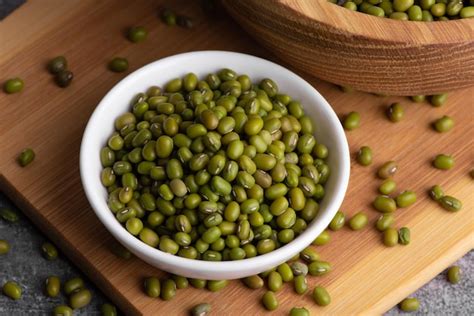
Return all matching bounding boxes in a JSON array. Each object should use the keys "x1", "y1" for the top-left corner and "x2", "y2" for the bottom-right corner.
[{"x1": 80, "y1": 51, "x2": 350, "y2": 280}]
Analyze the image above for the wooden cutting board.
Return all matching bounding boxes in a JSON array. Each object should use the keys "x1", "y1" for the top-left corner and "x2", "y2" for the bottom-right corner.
[{"x1": 0, "y1": 0, "x2": 472, "y2": 315}]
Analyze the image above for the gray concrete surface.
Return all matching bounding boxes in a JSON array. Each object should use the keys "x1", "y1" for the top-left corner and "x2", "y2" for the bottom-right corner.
[{"x1": 1, "y1": 191, "x2": 472, "y2": 315}]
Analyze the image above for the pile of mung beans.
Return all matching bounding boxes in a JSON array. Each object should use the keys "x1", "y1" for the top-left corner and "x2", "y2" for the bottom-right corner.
[
  {"x1": 101, "y1": 70, "x2": 330, "y2": 261},
  {"x1": 331, "y1": 0, "x2": 474, "y2": 20}
]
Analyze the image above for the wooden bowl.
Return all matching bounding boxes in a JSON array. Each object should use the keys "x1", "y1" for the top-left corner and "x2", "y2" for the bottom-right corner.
[{"x1": 222, "y1": 0, "x2": 474, "y2": 96}]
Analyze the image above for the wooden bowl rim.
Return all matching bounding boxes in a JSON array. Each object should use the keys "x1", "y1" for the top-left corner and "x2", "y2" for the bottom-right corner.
[{"x1": 279, "y1": 0, "x2": 474, "y2": 44}]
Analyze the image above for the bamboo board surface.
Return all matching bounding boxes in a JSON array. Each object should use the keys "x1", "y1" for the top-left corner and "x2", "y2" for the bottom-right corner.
[{"x1": 0, "y1": 1, "x2": 472, "y2": 315}]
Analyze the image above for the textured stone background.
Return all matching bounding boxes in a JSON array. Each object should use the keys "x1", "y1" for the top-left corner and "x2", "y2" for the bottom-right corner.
[{"x1": 0, "y1": 1, "x2": 472, "y2": 315}]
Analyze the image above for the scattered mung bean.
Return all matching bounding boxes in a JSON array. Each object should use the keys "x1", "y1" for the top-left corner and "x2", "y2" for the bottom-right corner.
[
  {"x1": 18, "y1": 148, "x2": 35, "y2": 167},
  {"x1": 0, "y1": 240, "x2": 10, "y2": 255},
  {"x1": 109, "y1": 57, "x2": 129, "y2": 73},
  {"x1": 312, "y1": 286, "x2": 331, "y2": 306},
  {"x1": 433, "y1": 154, "x2": 454, "y2": 170},
  {"x1": 45, "y1": 276, "x2": 61, "y2": 297},
  {"x1": 127, "y1": 26, "x2": 148, "y2": 43},
  {"x1": 101, "y1": 303, "x2": 118, "y2": 316},
  {"x1": 54, "y1": 70, "x2": 74, "y2": 87},
  {"x1": 356, "y1": 146, "x2": 372, "y2": 166},
  {"x1": 396, "y1": 191, "x2": 417, "y2": 208},
  {"x1": 48, "y1": 56, "x2": 67, "y2": 74},
  {"x1": 399, "y1": 297, "x2": 420, "y2": 312},
  {"x1": 398, "y1": 227, "x2": 410, "y2": 245},
  {"x1": 383, "y1": 228, "x2": 399, "y2": 247},
  {"x1": 429, "y1": 185, "x2": 444, "y2": 201},
  {"x1": 433, "y1": 115, "x2": 454, "y2": 133},
  {"x1": 387, "y1": 103, "x2": 404, "y2": 122},
  {"x1": 430, "y1": 94, "x2": 447, "y2": 107},
  {"x1": 0, "y1": 207, "x2": 19, "y2": 222},
  {"x1": 439, "y1": 195, "x2": 462, "y2": 212},
  {"x1": 41, "y1": 242, "x2": 58, "y2": 260},
  {"x1": 53, "y1": 305, "x2": 73, "y2": 316},
  {"x1": 375, "y1": 213, "x2": 395, "y2": 232},
  {"x1": 329, "y1": 211, "x2": 345, "y2": 231},
  {"x1": 377, "y1": 161, "x2": 398, "y2": 179},
  {"x1": 191, "y1": 303, "x2": 211, "y2": 316},
  {"x1": 3, "y1": 78, "x2": 24, "y2": 94},
  {"x1": 2, "y1": 281, "x2": 21, "y2": 300},
  {"x1": 348, "y1": 212, "x2": 368, "y2": 230},
  {"x1": 373, "y1": 195, "x2": 397, "y2": 213},
  {"x1": 290, "y1": 307, "x2": 310, "y2": 316},
  {"x1": 447, "y1": 266, "x2": 461, "y2": 284},
  {"x1": 379, "y1": 179, "x2": 396, "y2": 195},
  {"x1": 69, "y1": 288, "x2": 92, "y2": 309},
  {"x1": 342, "y1": 111, "x2": 360, "y2": 130}
]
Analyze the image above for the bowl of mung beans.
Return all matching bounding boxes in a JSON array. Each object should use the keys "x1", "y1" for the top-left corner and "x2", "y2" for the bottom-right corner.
[
  {"x1": 80, "y1": 51, "x2": 350, "y2": 279},
  {"x1": 222, "y1": 0, "x2": 474, "y2": 96}
]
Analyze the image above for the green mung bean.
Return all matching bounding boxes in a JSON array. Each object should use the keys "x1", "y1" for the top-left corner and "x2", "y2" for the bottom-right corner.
[
  {"x1": 313, "y1": 230, "x2": 331, "y2": 245},
  {"x1": 53, "y1": 305, "x2": 73, "y2": 316},
  {"x1": 161, "y1": 279, "x2": 177, "y2": 300},
  {"x1": 262, "y1": 291, "x2": 278, "y2": 311},
  {"x1": 329, "y1": 211, "x2": 345, "y2": 231},
  {"x1": 398, "y1": 227, "x2": 410, "y2": 245},
  {"x1": 18, "y1": 148, "x2": 35, "y2": 167},
  {"x1": 348, "y1": 212, "x2": 368, "y2": 230},
  {"x1": 433, "y1": 115, "x2": 454, "y2": 133},
  {"x1": 308, "y1": 260, "x2": 331, "y2": 276},
  {"x1": 377, "y1": 161, "x2": 398, "y2": 179},
  {"x1": 268, "y1": 271, "x2": 283, "y2": 292},
  {"x1": 127, "y1": 26, "x2": 148, "y2": 42},
  {"x1": 191, "y1": 303, "x2": 211, "y2": 316},
  {"x1": 396, "y1": 191, "x2": 417, "y2": 208},
  {"x1": 430, "y1": 94, "x2": 447, "y2": 107},
  {"x1": 109, "y1": 57, "x2": 129, "y2": 73},
  {"x1": 41, "y1": 242, "x2": 58, "y2": 260},
  {"x1": 69, "y1": 289, "x2": 92, "y2": 309},
  {"x1": 313, "y1": 286, "x2": 331, "y2": 306},
  {"x1": 293, "y1": 275, "x2": 308, "y2": 294},
  {"x1": 343, "y1": 111, "x2": 360, "y2": 130},
  {"x1": 45, "y1": 276, "x2": 61, "y2": 297},
  {"x1": 399, "y1": 298, "x2": 420, "y2": 312},
  {"x1": 433, "y1": 154, "x2": 454, "y2": 170},
  {"x1": 356, "y1": 146, "x2": 372, "y2": 166},
  {"x1": 55, "y1": 70, "x2": 74, "y2": 87},
  {"x1": 375, "y1": 213, "x2": 395, "y2": 232},
  {"x1": 3, "y1": 281, "x2": 22, "y2": 300},
  {"x1": 373, "y1": 195, "x2": 397, "y2": 213},
  {"x1": 243, "y1": 275, "x2": 264, "y2": 289},
  {"x1": 3, "y1": 78, "x2": 24, "y2": 94},
  {"x1": 101, "y1": 303, "x2": 118, "y2": 316},
  {"x1": 0, "y1": 240, "x2": 10, "y2": 255},
  {"x1": 383, "y1": 228, "x2": 399, "y2": 247},
  {"x1": 439, "y1": 195, "x2": 462, "y2": 212},
  {"x1": 0, "y1": 207, "x2": 19, "y2": 222},
  {"x1": 429, "y1": 185, "x2": 444, "y2": 201},
  {"x1": 379, "y1": 179, "x2": 396, "y2": 195},
  {"x1": 447, "y1": 266, "x2": 461, "y2": 284},
  {"x1": 48, "y1": 56, "x2": 67, "y2": 74},
  {"x1": 387, "y1": 103, "x2": 404, "y2": 122}
]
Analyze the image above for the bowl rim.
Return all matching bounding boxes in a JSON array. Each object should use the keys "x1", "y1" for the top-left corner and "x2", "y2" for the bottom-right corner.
[
  {"x1": 276, "y1": 0, "x2": 473, "y2": 44},
  {"x1": 80, "y1": 50, "x2": 350, "y2": 278}
]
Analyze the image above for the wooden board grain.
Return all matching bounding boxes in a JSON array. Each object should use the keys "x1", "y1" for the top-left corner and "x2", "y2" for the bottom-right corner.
[{"x1": 0, "y1": 1, "x2": 473, "y2": 315}]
